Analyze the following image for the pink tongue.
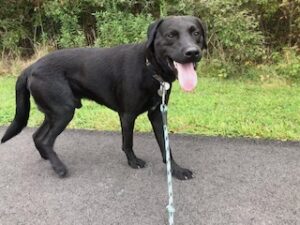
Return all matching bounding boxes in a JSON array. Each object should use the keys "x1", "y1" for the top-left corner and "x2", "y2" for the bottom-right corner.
[{"x1": 174, "y1": 62, "x2": 197, "y2": 92}]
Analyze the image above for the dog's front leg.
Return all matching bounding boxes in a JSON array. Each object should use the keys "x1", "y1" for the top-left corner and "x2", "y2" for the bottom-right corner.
[
  {"x1": 148, "y1": 108, "x2": 193, "y2": 180},
  {"x1": 119, "y1": 113, "x2": 146, "y2": 169}
]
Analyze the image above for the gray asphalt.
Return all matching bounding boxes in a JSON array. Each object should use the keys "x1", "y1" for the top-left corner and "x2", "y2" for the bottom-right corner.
[{"x1": 0, "y1": 127, "x2": 299, "y2": 225}]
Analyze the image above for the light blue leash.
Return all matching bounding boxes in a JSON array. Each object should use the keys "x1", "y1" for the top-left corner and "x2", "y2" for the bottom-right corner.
[{"x1": 159, "y1": 81, "x2": 175, "y2": 225}]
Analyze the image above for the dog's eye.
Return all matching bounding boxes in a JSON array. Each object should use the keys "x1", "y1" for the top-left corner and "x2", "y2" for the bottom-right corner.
[
  {"x1": 193, "y1": 31, "x2": 200, "y2": 36},
  {"x1": 168, "y1": 34, "x2": 174, "y2": 38},
  {"x1": 167, "y1": 31, "x2": 178, "y2": 39},
  {"x1": 167, "y1": 33, "x2": 175, "y2": 38}
]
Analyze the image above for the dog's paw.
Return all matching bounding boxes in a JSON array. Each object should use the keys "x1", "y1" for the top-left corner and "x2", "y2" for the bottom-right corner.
[
  {"x1": 171, "y1": 161, "x2": 193, "y2": 180},
  {"x1": 51, "y1": 161, "x2": 68, "y2": 178},
  {"x1": 128, "y1": 157, "x2": 146, "y2": 169}
]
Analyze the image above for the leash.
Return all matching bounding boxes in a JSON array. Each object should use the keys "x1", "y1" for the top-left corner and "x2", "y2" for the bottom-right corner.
[
  {"x1": 159, "y1": 81, "x2": 175, "y2": 225},
  {"x1": 146, "y1": 57, "x2": 175, "y2": 224}
]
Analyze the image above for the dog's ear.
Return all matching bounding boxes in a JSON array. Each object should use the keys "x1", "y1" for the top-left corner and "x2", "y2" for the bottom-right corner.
[
  {"x1": 146, "y1": 19, "x2": 164, "y2": 49},
  {"x1": 195, "y1": 17, "x2": 208, "y2": 49}
]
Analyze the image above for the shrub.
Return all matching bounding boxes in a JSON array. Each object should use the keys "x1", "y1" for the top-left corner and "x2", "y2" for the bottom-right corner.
[
  {"x1": 94, "y1": 11, "x2": 153, "y2": 47},
  {"x1": 275, "y1": 47, "x2": 300, "y2": 81},
  {"x1": 44, "y1": 1, "x2": 86, "y2": 48},
  {"x1": 196, "y1": 0, "x2": 265, "y2": 63}
]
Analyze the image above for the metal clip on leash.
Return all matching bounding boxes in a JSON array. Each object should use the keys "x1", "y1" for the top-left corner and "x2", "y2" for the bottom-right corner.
[{"x1": 159, "y1": 81, "x2": 175, "y2": 225}]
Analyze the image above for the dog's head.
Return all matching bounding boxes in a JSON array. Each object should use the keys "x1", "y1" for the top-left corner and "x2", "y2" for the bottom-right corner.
[{"x1": 146, "y1": 16, "x2": 207, "y2": 91}]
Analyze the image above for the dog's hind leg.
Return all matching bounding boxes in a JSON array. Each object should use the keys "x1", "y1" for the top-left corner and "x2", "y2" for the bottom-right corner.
[
  {"x1": 33, "y1": 117, "x2": 50, "y2": 160},
  {"x1": 119, "y1": 113, "x2": 146, "y2": 169},
  {"x1": 29, "y1": 75, "x2": 76, "y2": 177},
  {"x1": 37, "y1": 109, "x2": 74, "y2": 177}
]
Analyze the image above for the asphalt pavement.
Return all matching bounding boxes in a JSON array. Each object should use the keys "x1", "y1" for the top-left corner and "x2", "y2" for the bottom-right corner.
[{"x1": 0, "y1": 127, "x2": 299, "y2": 225}]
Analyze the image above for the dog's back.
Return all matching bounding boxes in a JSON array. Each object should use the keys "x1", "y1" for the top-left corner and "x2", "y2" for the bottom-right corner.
[{"x1": 28, "y1": 44, "x2": 149, "y2": 109}]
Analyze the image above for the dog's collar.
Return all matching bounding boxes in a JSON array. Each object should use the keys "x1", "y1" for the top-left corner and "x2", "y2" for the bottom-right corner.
[
  {"x1": 146, "y1": 58, "x2": 170, "y2": 96},
  {"x1": 146, "y1": 58, "x2": 166, "y2": 84}
]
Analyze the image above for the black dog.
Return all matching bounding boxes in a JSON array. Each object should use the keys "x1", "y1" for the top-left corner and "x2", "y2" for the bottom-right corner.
[{"x1": 1, "y1": 16, "x2": 207, "y2": 180}]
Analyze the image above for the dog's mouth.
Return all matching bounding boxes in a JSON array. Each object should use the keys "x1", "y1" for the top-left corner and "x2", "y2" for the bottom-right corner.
[{"x1": 167, "y1": 57, "x2": 198, "y2": 92}]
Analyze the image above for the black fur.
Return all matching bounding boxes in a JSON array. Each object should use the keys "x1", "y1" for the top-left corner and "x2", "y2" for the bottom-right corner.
[
  {"x1": 1, "y1": 68, "x2": 30, "y2": 143},
  {"x1": 1, "y1": 16, "x2": 207, "y2": 180}
]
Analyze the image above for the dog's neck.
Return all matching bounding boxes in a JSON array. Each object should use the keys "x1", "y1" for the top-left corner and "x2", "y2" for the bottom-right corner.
[
  {"x1": 145, "y1": 47, "x2": 176, "y2": 84},
  {"x1": 145, "y1": 58, "x2": 165, "y2": 84}
]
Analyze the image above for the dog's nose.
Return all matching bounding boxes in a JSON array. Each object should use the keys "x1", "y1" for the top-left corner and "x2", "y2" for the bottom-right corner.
[{"x1": 184, "y1": 47, "x2": 200, "y2": 60}]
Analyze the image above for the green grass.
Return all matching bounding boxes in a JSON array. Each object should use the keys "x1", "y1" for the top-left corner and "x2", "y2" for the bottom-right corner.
[{"x1": 1, "y1": 75, "x2": 300, "y2": 141}]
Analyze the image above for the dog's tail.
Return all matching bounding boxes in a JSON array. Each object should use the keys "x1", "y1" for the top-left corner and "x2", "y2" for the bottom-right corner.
[{"x1": 1, "y1": 68, "x2": 31, "y2": 143}]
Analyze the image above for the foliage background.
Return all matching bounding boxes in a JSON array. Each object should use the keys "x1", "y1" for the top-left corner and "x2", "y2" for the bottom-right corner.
[{"x1": 0, "y1": 0, "x2": 299, "y2": 80}]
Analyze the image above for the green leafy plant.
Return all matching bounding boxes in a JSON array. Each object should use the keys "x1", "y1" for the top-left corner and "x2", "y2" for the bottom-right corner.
[
  {"x1": 275, "y1": 47, "x2": 300, "y2": 81},
  {"x1": 94, "y1": 11, "x2": 153, "y2": 47},
  {"x1": 44, "y1": 1, "x2": 86, "y2": 48}
]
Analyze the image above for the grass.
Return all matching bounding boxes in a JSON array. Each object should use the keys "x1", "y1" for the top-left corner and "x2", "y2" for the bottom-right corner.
[{"x1": 1, "y1": 75, "x2": 300, "y2": 141}]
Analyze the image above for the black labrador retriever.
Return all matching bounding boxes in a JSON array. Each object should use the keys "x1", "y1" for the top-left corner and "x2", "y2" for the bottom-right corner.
[{"x1": 1, "y1": 16, "x2": 207, "y2": 180}]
